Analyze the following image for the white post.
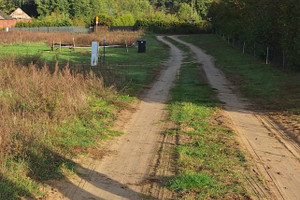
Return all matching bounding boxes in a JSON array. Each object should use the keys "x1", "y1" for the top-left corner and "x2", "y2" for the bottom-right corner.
[
  {"x1": 91, "y1": 41, "x2": 99, "y2": 66},
  {"x1": 125, "y1": 40, "x2": 128, "y2": 53}
]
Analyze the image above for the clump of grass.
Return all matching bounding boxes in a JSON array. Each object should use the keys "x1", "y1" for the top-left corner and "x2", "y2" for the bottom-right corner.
[
  {"x1": 164, "y1": 42, "x2": 249, "y2": 199},
  {"x1": 0, "y1": 58, "x2": 132, "y2": 199},
  {"x1": 0, "y1": 30, "x2": 143, "y2": 46}
]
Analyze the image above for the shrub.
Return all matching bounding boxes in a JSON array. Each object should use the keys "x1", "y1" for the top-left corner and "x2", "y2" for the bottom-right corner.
[
  {"x1": 135, "y1": 19, "x2": 212, "y2": 34},
  {"x1": 112, "y1": 14, "x2": 135, "y2": 26}
]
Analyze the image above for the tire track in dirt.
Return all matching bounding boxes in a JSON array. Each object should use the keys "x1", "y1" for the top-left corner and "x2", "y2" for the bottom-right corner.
[
  {"x1": 169, "y1": 36, "x2": 300, "y2": 200},
  {"x1": 56, "y1": 36, "x2": 183, "y2": 200}
]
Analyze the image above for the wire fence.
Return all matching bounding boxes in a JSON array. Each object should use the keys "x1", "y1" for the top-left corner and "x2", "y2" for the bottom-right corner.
[
  {"x1": 216, "y1": 33, "x2": 289, "y2": 70},
  {"x1": 10, "y1": 26, "x2": 140, "y2": 33},
  {"x1": 11, "y1": 26, "x2": 92, "y2": 33}
]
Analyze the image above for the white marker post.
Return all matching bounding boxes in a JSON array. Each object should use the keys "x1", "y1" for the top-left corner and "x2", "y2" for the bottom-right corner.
[{"x1": 91, "y1": 41, "x2": 99, "y2": 66}]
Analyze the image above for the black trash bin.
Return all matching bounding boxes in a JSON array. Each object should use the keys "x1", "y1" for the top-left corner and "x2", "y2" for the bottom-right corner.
[{"x1": 137, "y1": 39, "x2": 146, "y2": 53}]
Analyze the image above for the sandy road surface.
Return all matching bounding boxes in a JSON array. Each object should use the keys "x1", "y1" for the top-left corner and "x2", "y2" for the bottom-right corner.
[
  {"x1": 49, "y1": 36, "x2": 183, "y2": 200},
  {"x1": 169, "y1": 36, "x2": 300, "y2": 200}
]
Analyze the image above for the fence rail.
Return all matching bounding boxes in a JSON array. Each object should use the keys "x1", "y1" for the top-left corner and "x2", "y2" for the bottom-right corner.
[
  {"x1": 11, "y1": 26, "x2": 92, "y2": 33},
  {"x1": 10, "y1": 26, "x2": 139, "y2": 33}
]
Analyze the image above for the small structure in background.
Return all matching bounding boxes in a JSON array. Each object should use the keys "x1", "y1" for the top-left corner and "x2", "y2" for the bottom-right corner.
[
  {"x1": 0, "y1": 10, "x2": 12, "y2": 20},
  {"x1": 10, "y1": 8, "x2": 31, "y2": 20},
  {"x1": 0, "y1": 10, "x2": 13, "y2": 29},
  {"x1": 0, "y1": 8, "x2": 31, "y2": 29}
]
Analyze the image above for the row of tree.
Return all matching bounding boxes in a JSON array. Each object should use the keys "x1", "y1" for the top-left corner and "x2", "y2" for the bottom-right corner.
[
  {"x1": 208, "y1": 0, "x2": 299, "y2": 69},
  {"x1": 1, "y1": 0, "x2": 215, "y2": 24}
]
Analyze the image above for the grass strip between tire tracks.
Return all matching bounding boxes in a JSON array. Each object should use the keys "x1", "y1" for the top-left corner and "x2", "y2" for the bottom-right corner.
[{"x1": 164, "y1": 38, "x2": 251, "y2": 199}]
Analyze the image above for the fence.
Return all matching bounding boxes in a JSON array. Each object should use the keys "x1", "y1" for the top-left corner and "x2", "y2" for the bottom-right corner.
[
  {"x1": 109, "y1": 26, "x2": 138, "y2": 31},
  {"x1": 10, "y1": 26, "x2": 140, "y2": 33},
  {"x1": 216, "y1": 32, "x2": 291, "y2": 70},
  {"x1": 11, "y1": 26, "x2": 92, "y2": 33}
]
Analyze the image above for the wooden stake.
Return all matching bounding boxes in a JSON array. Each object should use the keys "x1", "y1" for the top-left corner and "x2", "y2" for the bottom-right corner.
[
  {"x1": 73, "y1": 37, "x2": 76, "y2": 51},
  {"x1": 51, "y1": 40, "x2": 54, "y2": 51},
  {"x1": 266, "y1": 46, "x2": 269, "y2": 64},
  {"x1": 282, "y1": 51, "x2": 285, "y2": 69}
]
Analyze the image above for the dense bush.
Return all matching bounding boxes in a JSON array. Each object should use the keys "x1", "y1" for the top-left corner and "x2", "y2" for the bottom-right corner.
[
  {"x1": 112, "y1": 14, "x2": 135, "y2": 26},
  {"x1": 135, "y1": 19, "x2": 212, "y2": 34}
]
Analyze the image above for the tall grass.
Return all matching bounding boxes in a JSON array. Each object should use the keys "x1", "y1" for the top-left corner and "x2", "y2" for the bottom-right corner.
[
  {"x1": 0, "y1": 30, "x2": 143, "y2": 46},
  {"x1": 0, "y1": 58, "x2": 129, "y2": 199}
]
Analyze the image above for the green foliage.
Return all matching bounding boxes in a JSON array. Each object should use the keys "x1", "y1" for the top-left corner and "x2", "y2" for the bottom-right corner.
[
  {"x1": 112, "y1": 14, "x2": 135, "y2": 26},
  {"x1": 177, "y1": 3, "x2": 200, "y2": 21},
  {"x1": 0, "y1": 0, "x2": 16, "y2": 14},
  {"x1": 166, "y1": 173, "x2": 220, "y2": 191},
  {"x1": 136, "y1": 19, "x2": 212, "y2": 34},
  {"x1": 95, "y1": 14, "x2": 113, "y2": 26},
  {"x1": 208, "y1": 0, "x2": 300, "y2": 70}
]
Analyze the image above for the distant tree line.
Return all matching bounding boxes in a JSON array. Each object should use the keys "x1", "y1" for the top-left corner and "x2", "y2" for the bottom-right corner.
[
  {"x1": 1, "y1": 0, "x2": 214, "y2": 24},
  {"x1": 2, "y1": 0, "x2": 298, "y2": 69},
  {"x1": 208, "y1": 0, "x2": 299, "y2": 70}
]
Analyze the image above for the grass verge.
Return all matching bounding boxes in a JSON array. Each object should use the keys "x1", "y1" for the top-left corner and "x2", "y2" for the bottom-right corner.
[
  {"x1": 179, "y1": 34, "x2": 300, "y2": 114},
  {"x1": 0, "y1": 34, "x2": 168, "y2": 199},
  {"x1": 164, "y1": 39, "x2": 250, "y2": 199}
]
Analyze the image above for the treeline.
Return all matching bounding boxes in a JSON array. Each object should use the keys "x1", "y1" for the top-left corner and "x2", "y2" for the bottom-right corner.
[
  {"x1": 208, "y1": 0, "x2": 300, "y2": 70},
  {"x1": 1, "y1": 0, "x2": 214, "y2": 26}
]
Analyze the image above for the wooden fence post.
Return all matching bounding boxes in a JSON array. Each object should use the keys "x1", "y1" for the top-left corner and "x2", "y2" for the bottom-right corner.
[
  {"x1": 266, "y1": 47, "x2": 270, "y2": 64},
  {"x1": 282, "y1": 50, "x2": 285, "y2": 69}
]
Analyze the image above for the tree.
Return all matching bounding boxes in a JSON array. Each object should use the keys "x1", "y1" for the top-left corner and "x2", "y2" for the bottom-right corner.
[
  {"x1": 0, "y1": 0, "x2": 16, "y2": 13},
  {"x1": 177, "y1": 2, "x2": 199, "y2": 21},
  {"x1": 36, "y1": 0, "x2": 70, "y2": 16}
]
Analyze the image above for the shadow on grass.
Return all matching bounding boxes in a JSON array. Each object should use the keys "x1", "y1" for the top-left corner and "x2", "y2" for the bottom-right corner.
[{"x1": 1, "y1": 145, "x2": 149, "y2": 200}]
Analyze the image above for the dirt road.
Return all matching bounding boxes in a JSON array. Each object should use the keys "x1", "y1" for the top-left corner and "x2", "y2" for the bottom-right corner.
[
  {"x1": 46, "y1": 36, "x2": 300, "y2": 200},
  {"x1": 169, "y1": 36, "x2": 300, "y2": 200},
  {"x1": 49, "y1": 36, "x2": 183, "y2": 200}
]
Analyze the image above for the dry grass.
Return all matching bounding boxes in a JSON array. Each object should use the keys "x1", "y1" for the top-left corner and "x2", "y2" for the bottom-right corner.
[
  {"x1": 0, "y1": 58, "x2": 115, "y2": 163},
  {"x1": 0, "y1": 30, "x2": 143, "y2": 46}
]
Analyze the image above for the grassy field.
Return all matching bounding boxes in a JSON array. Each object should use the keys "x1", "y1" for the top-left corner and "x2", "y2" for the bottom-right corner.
[
  {"x1": 179, "y1": 35, "x2": 300, "y2": 114},
  {"x1": 0, "y1": 43, "x2": 90, "y2": 63},
  {"x1": 0, "y1": 34, "x2": 168, "y2": 95},
  {"x1": 0, "y1": 33, "x2": 168, "y2": 200},
  {"x1": 164, "y1": 39, "x2": 250, "y2": 199}
]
